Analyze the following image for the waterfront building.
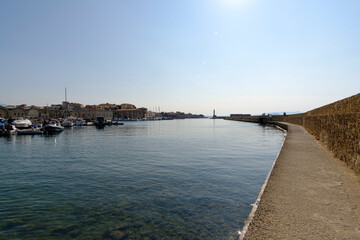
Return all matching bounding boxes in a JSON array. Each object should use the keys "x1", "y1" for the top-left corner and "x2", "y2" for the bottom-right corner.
[
  {"x1": 120, "y1": 103, "x2": 136, "y2": 110},
  {"x1": 16, "y1": 104, "x2": 28, "y2": 108},
  {"x1": 85, "y1": 105, "x2": 98, "y2": 110},
  {"x1": 114, "y1": 107, "x2": 147, "y2": 120},
  {"x1": 76, "y1": 109, "x2": 113, "y2": 120},
  {"x1": 0, "y1": 106, "x2": 43, "y2": 119},
  {"x1": 62, "y1": 101, "x2": 84, "y2": 111},
  {"x1": 161, "y1": 111, "x2": 205, "y2": 119},
  {"x1": 43, "y1": 108, "x2": 64, "y2": 119},
  {"x1": 145, "y1": 111, "x2": 158, "y2": 119},
  {"x1": 0, "y1": 107, "x2": 9, "y2": 118},
  {"x1": 50, "y1": 104, "x2": 62, "y2": 110},
  {"x1": 0, "y1": 102, "x2": 152, "y2": 121},
  {"x1": 62, "y1": 101, "x2": 73, "y2": 111},
  {"x1": 163, "y1": 111, "x2": 186, "y2": 119},
  {"x1": 71, "y1": 103, "x2": 84, "y2": 110},
  {"x1": 99, "y1": 103, "x2": 118, "y2": 110},
  {"x1": 27, "y1": 106, "x2": 42, "y2": 118},
  {"x1": 5, "y1": 106, "x2": 26, "y2": 118}
]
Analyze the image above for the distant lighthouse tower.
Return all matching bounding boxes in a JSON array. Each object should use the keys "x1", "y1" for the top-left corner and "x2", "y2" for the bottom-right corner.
[{"x1": 212, "y1": 109, "x2": 217, "y2": 119}]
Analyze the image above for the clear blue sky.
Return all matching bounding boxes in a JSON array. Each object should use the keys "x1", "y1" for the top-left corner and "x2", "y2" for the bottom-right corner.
[{"x1": 1, "y1": 0, "x2": 359, "y2": 115}]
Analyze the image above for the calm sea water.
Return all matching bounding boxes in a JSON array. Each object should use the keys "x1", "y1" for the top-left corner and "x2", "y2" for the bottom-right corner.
[{"x1": 0, "y1": 119, "x2": 284, "y2": 240}]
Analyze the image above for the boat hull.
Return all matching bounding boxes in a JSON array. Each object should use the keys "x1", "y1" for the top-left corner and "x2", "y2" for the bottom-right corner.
[
  {"x1": 43, "y1": 126, "x2": 64, "y2": 134},
  {"x1": 13, "y1": 119, "x2": 32, "y2": 129},
  {"x1": 62, "y1": 122, "x2": 74, "y2": 127},
  {"x1": 17, "y1": 129, "x2": 43, "y2": 135}
]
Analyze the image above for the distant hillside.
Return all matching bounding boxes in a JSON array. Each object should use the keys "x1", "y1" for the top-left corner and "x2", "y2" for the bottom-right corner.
[{"x1": 0, "y1": 103, "x2": 7, "y2": 107}]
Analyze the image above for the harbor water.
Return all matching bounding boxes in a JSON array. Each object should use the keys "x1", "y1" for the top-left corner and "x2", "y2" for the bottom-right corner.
[{"x1": 0, "y1": 119, "x2": 284, "y2": 240}]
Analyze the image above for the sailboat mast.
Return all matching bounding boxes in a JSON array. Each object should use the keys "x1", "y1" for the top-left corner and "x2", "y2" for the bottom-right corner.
[{"x1": 65, "y1": 88, "x2": 67, "y2": 102}]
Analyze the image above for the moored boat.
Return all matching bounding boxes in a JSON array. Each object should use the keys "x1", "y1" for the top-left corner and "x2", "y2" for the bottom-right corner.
[
  {"x1": 0, "y1": 124, "x2": 17, "y2": 136},
  {"x1": 43, "y1": 120, "x2": 64, "y2": 134},
  {"x1": 75, "y1": 120, "x2": 86, "y2": 126},
  {"x1": 13, "y1": 118, "x2": 32, "y2": 129},
  {"x1": 17, "y1": 127, "x2": 43, "y2": 135},
  {"x1": 111, "y1": 119, "x2": 124, "y2": 125},
  {"x1": 62, "y1": 121, "x2": 74, "y2": 127},
  {"x1": 94, "y1": 117, "x2": 106, "y2": 128}
]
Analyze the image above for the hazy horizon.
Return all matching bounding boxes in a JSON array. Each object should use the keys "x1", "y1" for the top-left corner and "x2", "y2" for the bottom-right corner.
[{"x1": 1, "y1": 0, "x2": 360, "y2": 116}]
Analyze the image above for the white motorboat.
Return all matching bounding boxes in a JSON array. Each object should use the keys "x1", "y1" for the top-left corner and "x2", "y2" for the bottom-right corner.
[
  {"x1": 13, "y1": 119, "x2": 32, "y2": 129},
  {"x1": 43, "y1": 120, "x2": 64, "y2": 134}
]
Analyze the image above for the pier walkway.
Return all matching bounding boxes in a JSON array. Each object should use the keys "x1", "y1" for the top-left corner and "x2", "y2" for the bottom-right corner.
[{"x1": 243, "y1": 123, "x2": 360, "y2": 239}]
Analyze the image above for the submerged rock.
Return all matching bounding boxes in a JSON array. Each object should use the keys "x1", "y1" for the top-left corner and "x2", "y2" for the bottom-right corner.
[
  {"x1": 3, "y1": 219, "x2": 25, "y2": 230},
  {"x1": 69, "y1": 229, "x2": 82, "y2": 238},
  {"x1": 51, "y1": 224, "x2": 78, "y2": 236},
  {"x1": 105, "y1": 230, "x2": 127, "y2": 240}
]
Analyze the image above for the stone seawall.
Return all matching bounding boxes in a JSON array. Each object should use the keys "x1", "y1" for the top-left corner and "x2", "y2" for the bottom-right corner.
[{"x1": 227, "y1": 93, "x2": 360, "y2": 174}]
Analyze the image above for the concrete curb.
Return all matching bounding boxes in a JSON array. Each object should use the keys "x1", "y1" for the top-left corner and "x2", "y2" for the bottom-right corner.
[{"x1": 238, "y1": 122, "x2": 288, "y2": 240}]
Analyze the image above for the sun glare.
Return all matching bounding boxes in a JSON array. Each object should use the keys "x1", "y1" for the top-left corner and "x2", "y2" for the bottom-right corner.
[{"x1": 221, "y1": 0, "x2": 249, "y2": 8}]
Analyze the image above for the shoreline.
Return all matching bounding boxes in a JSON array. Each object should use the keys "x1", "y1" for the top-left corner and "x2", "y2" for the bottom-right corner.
[{"x1": 239, "y1": 122, "x2": 288, "y2": 239}]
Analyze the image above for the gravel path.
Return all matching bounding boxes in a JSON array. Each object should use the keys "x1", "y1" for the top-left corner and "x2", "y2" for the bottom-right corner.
[{"x1": 243, "y1": 123, "x2": 360, "y2": 240}]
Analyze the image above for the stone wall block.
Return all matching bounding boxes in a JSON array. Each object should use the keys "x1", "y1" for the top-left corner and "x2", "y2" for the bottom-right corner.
[{"x1": 280, "y1": 107, "x2": 360, "y2": 174}]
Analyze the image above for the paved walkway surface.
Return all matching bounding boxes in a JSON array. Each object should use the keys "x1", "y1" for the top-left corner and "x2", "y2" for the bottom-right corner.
[{"x1": 244, "y1": 123, "x2": 360, "y2": 240}]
